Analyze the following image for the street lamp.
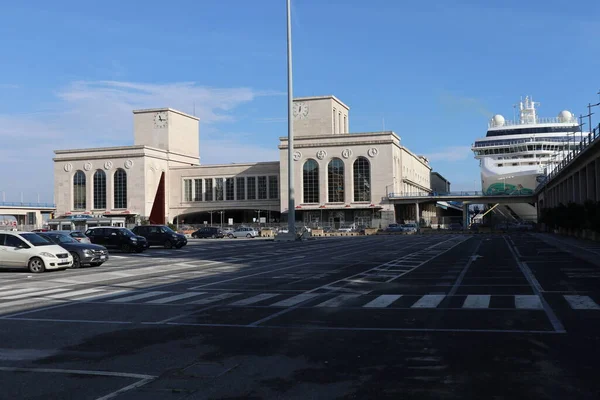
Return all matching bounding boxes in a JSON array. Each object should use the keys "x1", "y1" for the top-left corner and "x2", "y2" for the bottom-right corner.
[
  {"x1": 255, "y1": 210, "x2": 261, "y2": 228},
  {"x1": 286, "y1": 0, "x2": 296, "y2": 234},
  {"x1": 208, "y1": 210, "x2": 215, "y2": 227},
  {"x1": 219, "y1": 211, "x2": 225, "y2": 228}
]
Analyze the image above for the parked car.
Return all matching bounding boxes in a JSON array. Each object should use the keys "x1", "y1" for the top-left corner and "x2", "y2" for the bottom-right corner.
[
  {"x1": 222, "y1": 227, "x2": 235, "y2": 235},
  {"x1": 401, "y1": 223, "x2": 418, "y2": 233},
  {"x1": 449, "y1": 223, "x2": 463, "y2": 231},
  {"x1": 227, "y1": 227, "x2": 258, "y2": 238},
  {"x1": 37, "y1": 232, "x2": 109, "y2": 268},
  {"x1": 385, "y1": 224, "x2": 404, "y2": 232},
  {"x1": 338, "y1": 225, "x2": 354, "y2": 232},
  {"x1": 191, "y1": 227, "x2": 224, "y2": 239},
  {"x1": 131, "y1": 225, "x2": 187, "y2": 249},
  {"x1": 0, "y1": 231, "x2": 73, "y2": 273},
  {"x1": 53, "y1": 230, "x2": 92, "y2": 244},
  {"x1": 85, "y1": 227, "x2": 148, "y2": 253}
]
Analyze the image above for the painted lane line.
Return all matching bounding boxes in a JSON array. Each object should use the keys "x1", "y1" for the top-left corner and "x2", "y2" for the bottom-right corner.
[
  {"x1": 46, "y1": 288, "x2": 105, "y2": 299},
  {"x1": 446, "y1": 240, "x2": 483, "y2": 298},
  {"x1": 316, "y1": 294, "x2": 360, "y2": 308},
  {"x1": 0, "y1": 287, "x2": 46, "y2": 297},
  {"x1": 108, "y1": 291, "x2": 170, "y2": 303},
  {"x1": 188, "y1": 292, "x2": 241, "y2": 305},
  {"x1": 0, "y1": 298, "x2": 60, "y2": 311},
  {"x1": 230, "y1": 293, "x2": 280, "y2": 306},
  {"x1": 504, "y1": 236, "x2": 565, "y2": 332},
  {"x1": 270, "y1": 293, "x2": 321, "y2": 307},
  {"x1": 462, "y1": 295, "x2": 491, "y2": 309},
  {"x1": 563, "y1": 295, "x2": 600, "y2": 310},
  {"x1": 2, "y1": 287, "x2": 71, "y2": 300},
  {"x1": 363, "y1": 294, "x2": 402, "y2": 308},
  {"x1": 411, "y1": 295, "x2": 446, "y2": 309},
  {"x1": 514, "y1": 295, "x2": 543, "y2": 310},
  {"x1": 146, "y1": 292, "x2": 207, "y2": 304}
]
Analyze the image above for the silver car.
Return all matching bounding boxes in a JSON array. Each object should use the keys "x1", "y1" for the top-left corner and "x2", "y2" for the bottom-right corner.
[{"x1": 227, "y1": 227, "x2": 258, "y2": 238}]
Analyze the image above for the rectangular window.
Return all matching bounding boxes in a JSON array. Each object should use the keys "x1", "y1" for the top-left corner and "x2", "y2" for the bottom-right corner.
[
  {"x1": 344, "y1": 115, "x2": 347, "y2": 133},
  {"x1": 339, "y1": 112, "x2": 342, "y2": 134},
  {"x1": 194, "y1": 179, "x2": 202, "y2": 201},
  {"x1": 236, "y1": 177, "x2": 245, "y2": 200},
  {"x1": 204, "y1": 178, "x2": 213, "y2": 201},
  {"x1": 258, "y1": 176, "x2": 267, "y2": 200},
  {"x1": 268, "y1": 176, "x2": 278, "y2": 199},
  {"x1": 215, "y1": 178, "x2": 224, "y2": 201},
  {"x1": 247, "y1": 177, "x2": 256, "y2": 200},
  {"x1": 184, "y1": 179, "x2": 192, "y2": 202},
  {"x1": 333, "y1": 108, "x2": 336, "y2": 133},
  {"x1": 225, "y1": 178, "x2": 234, "y2": 201}
]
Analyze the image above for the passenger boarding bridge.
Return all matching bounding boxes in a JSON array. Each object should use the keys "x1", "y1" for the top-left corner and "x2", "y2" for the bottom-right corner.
[{"x1": 0, "y1": 201, "x2": 56, "y2": 230}]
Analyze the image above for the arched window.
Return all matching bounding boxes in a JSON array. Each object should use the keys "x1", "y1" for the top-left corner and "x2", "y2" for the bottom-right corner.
[
  {"x1": 353, "y1": 157, "x2": 371, "y2": 202},
  {"x1": 73, "y1": 170, "x2": 86, "y2": 210},
  {"x1": 114, "y1": 168, "x2": 127, "y2": 209},
  {"x1": 303, "y1": 159, "x2": 319, "y2": 203},
  {"x1": 328, "y1": 158, "x2": 345, "y2": 203},
  {"x1": 93, "y1": 170, "x2": 106, "y2": 209}
]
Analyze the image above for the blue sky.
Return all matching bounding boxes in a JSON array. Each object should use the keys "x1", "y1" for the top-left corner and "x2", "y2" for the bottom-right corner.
[{"x1": 1, "y1": 0, "x2": 599, "y2": 203}]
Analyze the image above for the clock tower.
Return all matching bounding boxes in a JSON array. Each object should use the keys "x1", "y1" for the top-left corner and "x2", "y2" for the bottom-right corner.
[
  {"x1": 132, "y1": 108, "x2": 200, "y2": 164},
  {"x1": 292, "y1": 95, "x2": 349, "y2": 137}
]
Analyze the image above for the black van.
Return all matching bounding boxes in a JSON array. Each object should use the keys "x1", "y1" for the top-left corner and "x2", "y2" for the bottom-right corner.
[
  {"x1": 131, "y1": 225, "x2": 187, "y2": 249},
  {"x1": 84, "y1": 227, "x2": 148, "y2": 253},
  {"x1": 191, "y1": 227, "x2": 224, "y2": 239}
]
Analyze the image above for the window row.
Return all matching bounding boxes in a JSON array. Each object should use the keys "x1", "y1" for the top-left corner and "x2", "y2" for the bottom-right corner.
[
  {"x1": 73, "y1": 169, "x2": 127, "y2": 211},
  {"x1": 303, "y1": 156, "x2": 371, "y2": 204},
  {"x1": 183, "y1": 175, "x2": 278, "y2": 202}
]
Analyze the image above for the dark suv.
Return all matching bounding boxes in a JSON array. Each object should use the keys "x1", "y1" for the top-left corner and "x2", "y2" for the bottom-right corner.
[
  {"x1": 191, "y1": 227, "x2": 224, "y2": 239},
  {"x1": 131, "y1": 225, "x2": 187, "y2": 249},
  {"x1": 84, "y1": 227, "x2": 148, "y2": 253}
]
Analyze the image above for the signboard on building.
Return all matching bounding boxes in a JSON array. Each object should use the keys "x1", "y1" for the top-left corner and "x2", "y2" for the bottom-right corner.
[{"x1": 228, "y1": 218, "x2": 233, "y2": 226}]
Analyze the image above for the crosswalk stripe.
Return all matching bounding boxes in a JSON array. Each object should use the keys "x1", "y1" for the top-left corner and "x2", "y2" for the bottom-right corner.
[
  {"x1": 46, "y1": 288, "x2": 105, "y2": 299},
  {"x1": 316, "y1": 294, "x2": 361, "y2": 308},
  {"x1": 411, "y1": 294, "x2": 445, "y2": 308},
  {"x1": 514, "y1": 295, "x2": 543, "y2": 309},
  {"x1": 363, "y1": 294, "x2": 402, "y2": 308},
  {"x1": 3, "y1": 288, "x2": 71, "y2": 300},
  {"x1": 146, "y1": 292, "x2": 206, "y2": 304},
  {"x1": 270, "y1": 293, "x2": 320, "y2": 307},
  {"x1": 0, "y1": 287, "x2": 44, "y2": 297},
  {"x1": 108, "y1": 291, "x2": 170, "y2": 303},
  {"x1": 230, "y1": 293, "x2": 279, "y2": 306},
  {"x1": 189, "y1": 292, "x2": 241, "y2": 305},
  {"x1": 563, "y1": 295, "x2": 600, "y2": 310},
  {"x1": 462, "y1": 295, "x2": 491, "y2": 309}
]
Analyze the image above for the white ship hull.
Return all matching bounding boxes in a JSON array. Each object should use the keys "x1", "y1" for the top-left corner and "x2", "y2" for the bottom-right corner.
[{"x1": 480, "y1": 158, "x2": 543, "y2": 195}]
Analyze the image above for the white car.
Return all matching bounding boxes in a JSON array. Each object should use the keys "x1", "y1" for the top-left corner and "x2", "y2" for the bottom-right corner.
[
  {"x1": 227, "y1": 227, "x2": 259, "y2": 238},
  {"x1": 0, "y1": 231, "x2": 73, "y2": 273},
  {"x1": 401, "y1": 223, "x2": 418, "y2": 233}
]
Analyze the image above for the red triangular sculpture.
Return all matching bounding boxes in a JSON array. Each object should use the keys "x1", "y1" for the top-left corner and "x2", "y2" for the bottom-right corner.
[{"x1": 149, "y1": 172, "x2": 166, "y2": 224}]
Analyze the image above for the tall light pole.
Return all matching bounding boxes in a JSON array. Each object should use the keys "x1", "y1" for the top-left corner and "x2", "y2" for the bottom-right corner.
[{"x1": 286, "y1": 0, "x2": 296, "y2": 234}]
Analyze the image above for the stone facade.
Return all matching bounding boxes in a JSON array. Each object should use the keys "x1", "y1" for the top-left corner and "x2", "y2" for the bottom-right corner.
[{"x1": 53, "y1": 95, "x2": 440, "y2": 228}]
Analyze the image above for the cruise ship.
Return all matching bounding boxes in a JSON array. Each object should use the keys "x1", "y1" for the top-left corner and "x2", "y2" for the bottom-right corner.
[
  {"x1": 472, "y1": 96, "x2": 582, "y2": 219},
  {"x1": 473, "y1": 96, "x2": 582, "y2": 194}
]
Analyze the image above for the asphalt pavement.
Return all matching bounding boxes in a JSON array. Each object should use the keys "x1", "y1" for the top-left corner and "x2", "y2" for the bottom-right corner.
[{"x1": 1, "y1": 233, "x2": 600, "y2": 399}]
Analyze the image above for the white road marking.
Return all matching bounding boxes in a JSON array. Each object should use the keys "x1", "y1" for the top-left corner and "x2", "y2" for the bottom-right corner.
[
  {"x1": 46, "y1": 288, "x2": 105, "y2": 299},
  {"x1": 2, "y1": 288, "x2": 71, "y2": 300},
  {"x1": 0, "y1": 287, "x2": 43, "y2": 297},
  {"x1": 316, "y1": 294, "x2": 360, "y2": 308},
  {"x1": 188, "y1": 292, "x2": 241, "y2": 305},
  {"x1": 411, "y1": 295, "x2": 446, "y2": 308},
  {"x1": 564, "y1": 295, "x2": 600, "y2": 310},
  {"x1": 0, "y1": 298, "x2": 59, "y2": 311},
  {"x1": 363, "y1": 294, "x2": 402, "y2": 308},
  {"x1": 514, "y1": 295, "x2": 543, "y2": 309},
  {"x1": 108, "y1": 291, "x2": 170, "y2": 303},
  {"x1": 230, "y1": 293, "x2": 280, "y2": 306},
  {"x1": 146, "y1": 292, "x2": 206, "y2": 304},
  {"x1": 462, "y1": 295, "x2": 490, "y2": 309},
  {"x1": 270, "y1": 293, "x2": 320, "y2": 307}
]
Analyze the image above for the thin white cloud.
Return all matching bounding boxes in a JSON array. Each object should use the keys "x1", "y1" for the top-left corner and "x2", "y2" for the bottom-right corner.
[
  {"x1": 422, "y1": 146, "x2": 472, "y2": 162},
  {"x1": 0, "y1": 80, "x2": 281, "y2": 202}
]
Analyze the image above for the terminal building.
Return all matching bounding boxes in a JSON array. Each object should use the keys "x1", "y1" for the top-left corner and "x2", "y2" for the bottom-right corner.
[{"x1": 52, "y1": 95, "x2": 441, "y2": 230}]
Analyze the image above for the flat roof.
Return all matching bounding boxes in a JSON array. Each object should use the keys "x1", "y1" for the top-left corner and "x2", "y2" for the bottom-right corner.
[
  {"x1": 293, "y1": 95, "x2": 349, "y2": 110},
  {"x1": 132, "y1": 107, "x2": 199, "y2": 121}
]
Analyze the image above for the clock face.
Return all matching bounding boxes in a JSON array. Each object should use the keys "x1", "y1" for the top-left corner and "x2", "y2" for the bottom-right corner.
[
  {"x1": 293, "y1": 102, "x2": 309, "y2": 119},
  {"x1": 154, "y1": 112, "x2": 168, "y2": 128}
]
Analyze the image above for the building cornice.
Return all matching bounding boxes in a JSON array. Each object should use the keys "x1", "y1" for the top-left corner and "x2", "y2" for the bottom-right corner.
[
  {"x1": 170, "y1": 161, "x2": 280, "y2": 170},
  {"x1": 132, "y1": 107, "x2": 199, "y2": 121},
  {"x1": 293, "y1": 95, "x2": 350, "y2": 110}
]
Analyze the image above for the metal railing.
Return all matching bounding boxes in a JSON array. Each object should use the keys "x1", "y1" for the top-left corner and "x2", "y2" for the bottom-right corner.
[
  {"x1": 0, "y1": 201, "x2": 56, "y2": 208},
  {"x1": 536, "y1": 123, "x2": 600, "y2": 192},
  {"x1": 488, "y1": 117, "x2": 577, "y2": 128},
  {"x1": 388, "y1": 191, "x2": 486, "y2": 198}
]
